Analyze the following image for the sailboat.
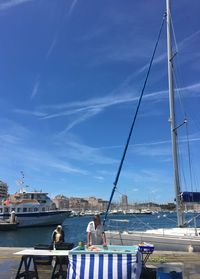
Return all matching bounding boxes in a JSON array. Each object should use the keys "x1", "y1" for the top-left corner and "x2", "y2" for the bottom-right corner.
[{"x1": 104, "y1": 0, "x2": 200, "y2": 252}]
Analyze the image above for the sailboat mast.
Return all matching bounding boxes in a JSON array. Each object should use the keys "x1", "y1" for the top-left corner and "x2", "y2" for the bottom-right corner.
[{"x1": 166, "y1": 0, "x2": 184, "y2": 227}]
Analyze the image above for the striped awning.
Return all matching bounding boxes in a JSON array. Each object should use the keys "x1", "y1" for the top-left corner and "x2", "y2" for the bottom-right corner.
[{"x1": 67, "y1": 252, "x2": 142, "y2": 279}]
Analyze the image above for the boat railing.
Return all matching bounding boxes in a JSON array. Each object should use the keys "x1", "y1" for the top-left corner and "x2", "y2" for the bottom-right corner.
[
  {"x1": 186, "y1": 214, "x2": 200, "y2": 236},
  {"x1": 106, "y1": 219, "x2": 130, "y2": 233},
  {"x1": 106, "y1": 217, "x2": 155, "y2": 232},
  {"x1": 106, "y1": 212, "x2": 200, "y2": 235}
]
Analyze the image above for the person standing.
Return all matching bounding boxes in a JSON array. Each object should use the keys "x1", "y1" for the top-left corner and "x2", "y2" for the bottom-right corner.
[
  {"x1": 86, "y1": 214, "x2": 106, "y2": 246},
  {"x1": 51, "y1": 225, "x2": 65, "y2": 268},
  {"x1": 10, "y1": 210, "x2": 17, "y2": 223},
  {"x1": 52, "y1": 225, "x2": 65, "y2": 245}
]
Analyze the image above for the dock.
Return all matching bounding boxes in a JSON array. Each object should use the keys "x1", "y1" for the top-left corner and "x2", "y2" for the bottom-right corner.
[{"x1": 0, "y1": 247, "x2": 199, "y2": 278}]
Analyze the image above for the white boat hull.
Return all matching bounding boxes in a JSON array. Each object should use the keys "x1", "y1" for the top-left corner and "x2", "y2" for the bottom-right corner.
[
  {"x1": 0, "y1": 210, "x2": 71, "y2": 227},
  {"x1": 106, "y1": 228, "x2": 200, "y2": 252}
]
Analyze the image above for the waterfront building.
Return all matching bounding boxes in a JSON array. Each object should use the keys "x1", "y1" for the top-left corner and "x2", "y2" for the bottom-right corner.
[
  {"x1": 69, "y1": 197, "x2": 89, "y2": 211},
  {"x1": 86, "y1": 197, "x2": 108, "y2": 211},
  {"x1": 0, "y1": 180, "x2": 8, "y2": 200},
  {"x1": 66, "y1": 196, "x2": 109, "y2": 212},
  {"x1": 53, "y1": 195, "x2": 69, "y2": 209},
  {"x1": 121, "y1": 194, "x2": 128, "y2": 209}
]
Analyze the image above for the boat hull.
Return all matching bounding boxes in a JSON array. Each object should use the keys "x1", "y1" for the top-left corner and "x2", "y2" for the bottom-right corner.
[
  {"x1": 0, "y1": 210, "x2": 71, "y2": 227},
  {"x1": 106, "y1": 229, "x2": 200, "y2": 252},
  {"x1": 0, "y1": 223, "x2": 18, "y2": 231}
]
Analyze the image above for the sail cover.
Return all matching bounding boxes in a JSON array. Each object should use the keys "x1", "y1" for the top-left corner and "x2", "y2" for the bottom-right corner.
[
  {"x1": 67, "y1": 253, "x2": 142, "y2": 279},
  {"x1": 181, "y1": 192, "x2": 200, "y2": 203}
]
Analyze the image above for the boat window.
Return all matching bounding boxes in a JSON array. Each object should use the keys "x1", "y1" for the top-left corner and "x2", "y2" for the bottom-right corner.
[
  {"x1": 4, "y1": 207, "x2": 9, "y2": 213},
  {"x1": 42, "y1": 207, "x2": 45, "y2": 211},
  {"x1": 23, "y1": 208, "x2": 27, "y2": 212},
  {"x1": 28, "y1": 208, "x2": 33, "y2": 212},
  {"x1": 34, "y1": 207, "x2": 38, "y2": 212},
  {"x1": 0, "y1": 208, "x2": 2, "y2": 213},
  {"x1": 12, "y1": 208, "x2": 15, "y2": 211},
  {"x1": 17, "y1": 208, "x2": 21, "y2": 212}
]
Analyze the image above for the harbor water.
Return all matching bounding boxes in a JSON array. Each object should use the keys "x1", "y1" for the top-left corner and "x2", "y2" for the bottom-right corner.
[{"x1": 0, "y1": 212, "x2": 199, "y2": 247}]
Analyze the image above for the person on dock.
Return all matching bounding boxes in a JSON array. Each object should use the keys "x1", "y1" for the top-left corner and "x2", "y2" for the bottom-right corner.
[
  {"x1": 86, "y1": 214, "x2": 106, "y2": 246},
  {"x1": 52, "y1": 225, "x2": 65, "y2": 245},
  {"x1": 10, "y1": 210, "x2": 17, "y2": 224}
]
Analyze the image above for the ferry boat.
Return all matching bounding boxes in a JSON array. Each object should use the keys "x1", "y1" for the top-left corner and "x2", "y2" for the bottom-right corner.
[{"x1": 0, "y1": 189, "x2": 71, "y2": 227}]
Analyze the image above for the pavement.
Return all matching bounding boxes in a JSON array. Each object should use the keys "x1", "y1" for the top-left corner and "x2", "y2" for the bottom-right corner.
[
  {"x1": 144, "y1": 251, "x2": 200, "y2": 279},
  {"x1": 0, "y1": 247, "x2": 200, "y2": 278}
]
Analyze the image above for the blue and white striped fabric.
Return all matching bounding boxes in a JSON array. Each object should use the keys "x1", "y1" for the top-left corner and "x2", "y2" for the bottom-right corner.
[{"x1": 67, "y1": 252, "x2": 142, "y2": 279}]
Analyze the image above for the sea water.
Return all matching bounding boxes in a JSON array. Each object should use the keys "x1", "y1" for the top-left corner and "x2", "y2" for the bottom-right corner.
[{"x1": 0, "y1": 212, "x2": 199, "y2": 247}]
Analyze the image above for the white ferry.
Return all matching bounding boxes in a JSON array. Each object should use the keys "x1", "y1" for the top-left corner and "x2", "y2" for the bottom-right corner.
[{"x1": 0, "y1": 189, "x2": 71, "y2": 227}]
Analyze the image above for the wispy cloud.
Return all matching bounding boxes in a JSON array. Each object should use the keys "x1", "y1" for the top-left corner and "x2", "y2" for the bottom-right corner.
[
  {"x1": 0, "y1": 122, "x2": 89, "y2": 177},
  {"x1": 0, "y1": 119, "x2": 32, "y2": 143},
  {"x1": 0, "y1": 117, "x2": 119, "y2": 179},
  {"x1": 0, "y1": 0, "x2": 33, "y2": 11},
  {"x1": 103, "y1": 28, "x2": 200, "y2": 80},
  {"x1": 131, "y1": 144, "x2": 171, "y2": 158},
  {"x1": 94, "y1": 176, "x2": 104, "y2": 181},
  {"x1": 13, "y1": 79, "x2": 200, "y2": 135},
  {"x1": 62, "y1": 107, "x2": 102, "y2": 132},
  {"x1": 67, "y1": 0, "x2": 78, "y2": 17},
  {"x1": 13, "y1": 109, "x2": 47, "y2": 117},
  {"x1": 46, "y1": 37, "x2": 57, "y2": 60},
  {"x1": 31, "y1": 74, "x2": 40, "y2": 100},
  {"x1": 48, "y1": 162, "x2": 88, "y2": 175},
  {"x1": 55, "y1": 137, "x2": 118, "y2": 166},
  {"x1": 0, "y1": 134, "x2": 20, "y2": 144},
  {"x1": 40, "y1": 93, "x2": 135, "y2": 121},
  {"x1": 45, "y1": 0, "x2": 79, "y2": 60},
  {"x1": 178, "y1": 29, "x2": 200, "y2": 50}
]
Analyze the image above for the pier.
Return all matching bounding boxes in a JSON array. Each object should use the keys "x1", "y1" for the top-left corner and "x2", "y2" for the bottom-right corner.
[{"x1": 0, "y1": 247, "x2": 200, "y2": 278}]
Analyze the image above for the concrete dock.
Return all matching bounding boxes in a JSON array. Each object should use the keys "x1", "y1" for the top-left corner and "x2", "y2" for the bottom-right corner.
[
  {"x1": 0, "y1": 247, "x2": 200, "y2": 278},
  {"x1": 141, "y1": 250, "x2": 200, "y2": 279}
]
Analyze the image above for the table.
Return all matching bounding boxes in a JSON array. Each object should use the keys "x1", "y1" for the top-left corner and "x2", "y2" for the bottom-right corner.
[
  {"x1": 141, "y1": 251, "x2": 153, "y2": 266},
  {"x1": 138, "y1": 243, "x2": 154, "y2": 267},
  {"x1": 14, "y1": 249, "x2": 69, "y2": 279},
  {"x1": 67, "y1": 245, "x2": 142, "y2": 279}
]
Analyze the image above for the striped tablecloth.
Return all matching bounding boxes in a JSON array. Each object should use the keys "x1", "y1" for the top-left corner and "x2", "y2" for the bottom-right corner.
[{"x1": 67, "y1": 252, "x2": 142, "y2": 279}]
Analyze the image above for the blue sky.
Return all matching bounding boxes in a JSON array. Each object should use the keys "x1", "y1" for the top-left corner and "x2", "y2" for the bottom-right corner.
[{"x1": 0, "y1": 0, "x2": 200, "y2": 203}]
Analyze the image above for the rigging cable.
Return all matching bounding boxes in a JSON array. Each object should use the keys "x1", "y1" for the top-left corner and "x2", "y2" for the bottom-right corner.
[
  {"x1": 103, "y1": 12, "x2": 167, "y2": 225},
  {"x1": 170, "y1": 12, "x2": 178, "y2": 56},
  {"x1": 171, "y1": 7, "x2": 199, "y2": 193},
  {"x1": 173, "y1": 53, "x2": 195, "y2": 193},
  {"x1": 185, "y1": 120, "x2": 194, "y2": 192},
  {"x1": 173, "y1": 69, "x2": 188, "y2": 192}
]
